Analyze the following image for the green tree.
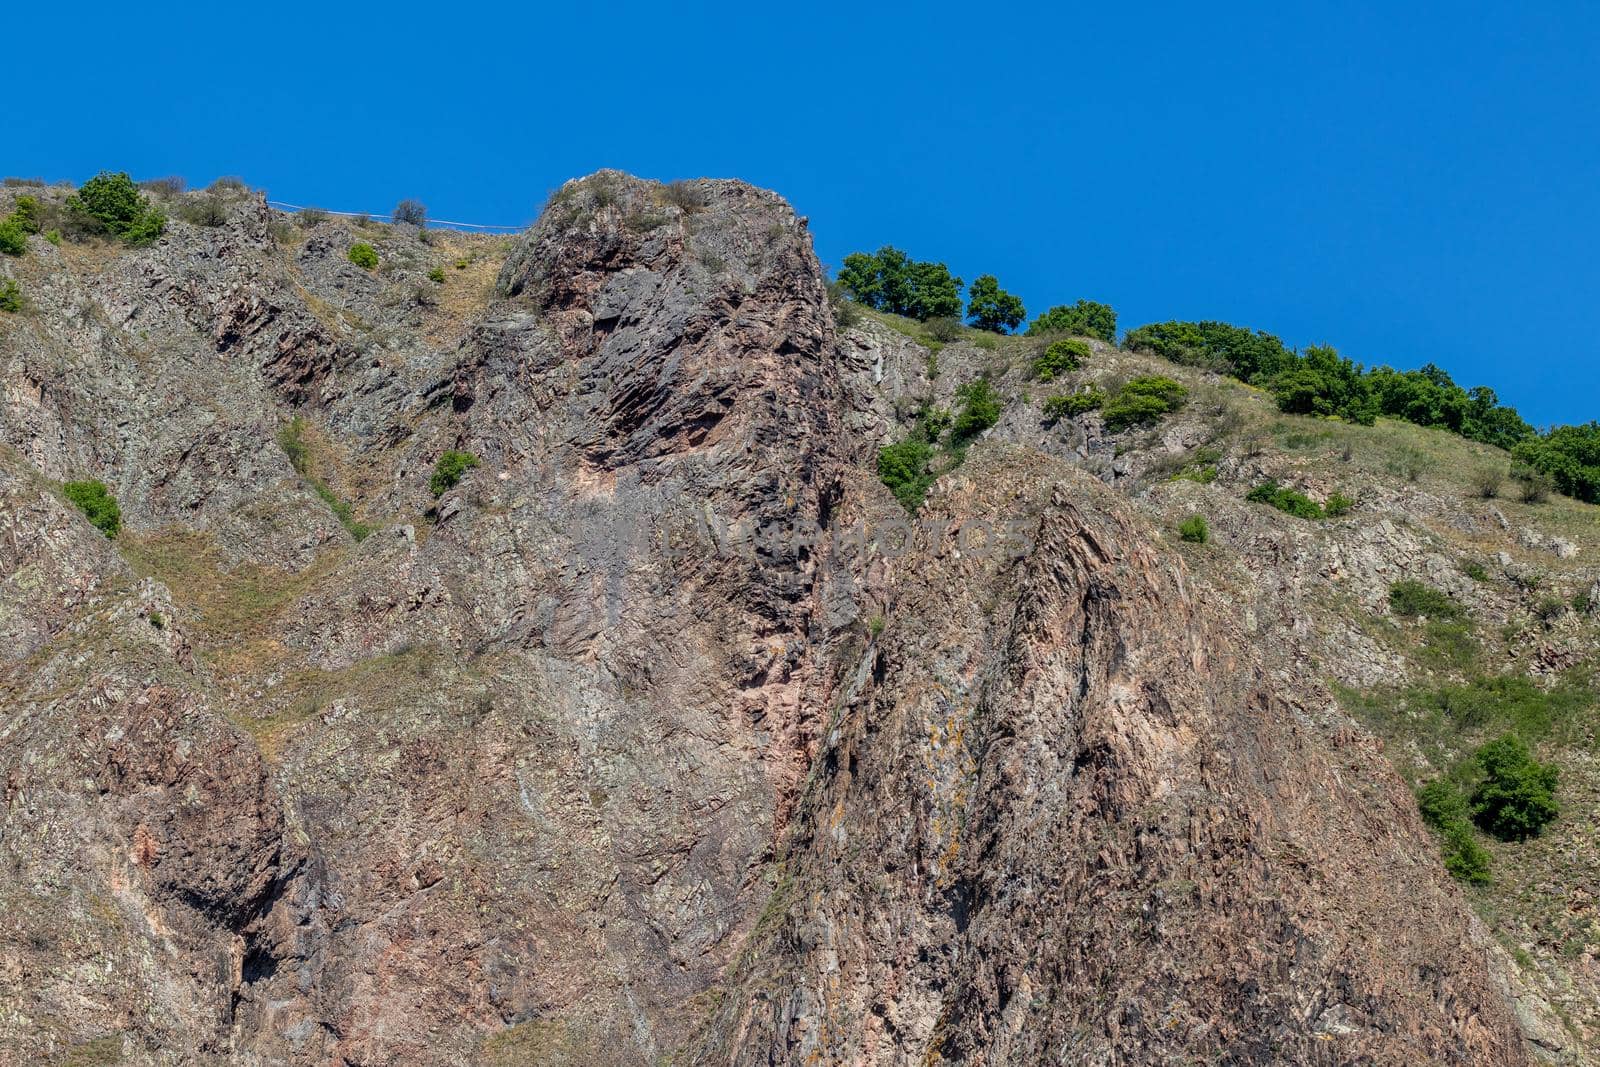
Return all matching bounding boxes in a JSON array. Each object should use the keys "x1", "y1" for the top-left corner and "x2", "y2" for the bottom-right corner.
[
  {"x1": 1124, "y1": 320, "x2": 1295, "y2": 381},
  {"x1": 1471, "y1": 734, "x2": 1559, "y2": 841},
  {"x1": 836, "y1": 246, "x2": 962, "y2": 320},
  {"x1": 66, "y1": 172, "x2": 166, "y2": 245},
  {"x1": 1027, "y1": 299, "x2": 1116, "y2": 341},
  {"x1": 965, "y1": 274, "x2": 1025, "y2": 333},
  {"x1": 1513, "y1": 422, "x2": 1600, "y2": 504}
]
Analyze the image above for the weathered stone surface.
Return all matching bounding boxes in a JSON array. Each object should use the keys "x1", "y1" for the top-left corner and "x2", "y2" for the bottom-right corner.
[{"x1": 0, "y1": 174, "x2": 1559, "y2": 1064}]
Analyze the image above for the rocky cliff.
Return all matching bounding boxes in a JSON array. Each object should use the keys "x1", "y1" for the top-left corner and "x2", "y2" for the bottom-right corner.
[{"x1": 0, "y1": 171, "x2": 1585, "y2": 1065}]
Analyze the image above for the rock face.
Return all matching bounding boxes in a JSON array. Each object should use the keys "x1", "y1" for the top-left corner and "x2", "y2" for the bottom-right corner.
[{"x1": 0, "y1": 173, "x2": 1535, "y2": 1064}]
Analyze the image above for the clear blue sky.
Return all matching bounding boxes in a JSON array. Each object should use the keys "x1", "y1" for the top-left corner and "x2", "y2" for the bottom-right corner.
[{"x1": 10, "y1": 1, "x2": 1598, "y2": 425}]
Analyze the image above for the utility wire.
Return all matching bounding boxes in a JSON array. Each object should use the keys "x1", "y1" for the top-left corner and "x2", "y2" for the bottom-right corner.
[{"x1": 265, "y1": 200, "x2": 526, "y2": 233}]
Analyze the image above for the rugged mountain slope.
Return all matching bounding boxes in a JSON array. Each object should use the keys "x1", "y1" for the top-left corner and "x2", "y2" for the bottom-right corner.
[{"x1": 0, "y1": 172, "x2": 1586, "y2": 1064}]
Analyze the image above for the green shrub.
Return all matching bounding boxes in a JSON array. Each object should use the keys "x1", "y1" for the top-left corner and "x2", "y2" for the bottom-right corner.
[
  {"x1": 1042, "y1": 387, "x2": 1106, "y2": 422},
  {"x1": 44, "y1": 229, "x2": 60, "y2": 245},
  {"x1": 1389, "y1": 580, "x2": 1463, "y2": 620},
  {"x1": 1417, "y1": 779, "x2": 1492, "y2": 885},
  {"x1": 63, "y1": 480, "x2": 122, "y2": 538},
  {"x1": 1244, "y1": 480, "x2": 1324, "y2": 519},
  {"x1": 1471, "y1": 734, "x2": 1558, "y2": 841},
  {"x1": 1033, "y1": 338, "x2": 1089, "y2": 381},
  {"x1": 1417, "y1": 777, "x2": 1469, "y2": 831},
  {"x1": 427, "y1": 265, "x2": 446, "y2": 284},
  {"x1": 965, "y1": 274, "x2": 1025, "y2": 333},
  {"x1": 66, "y1": 171, "x2": 166, "y2": 245},
  {"x1": 1440, "y1": 821, "x2": 1494, "y2": 884},
  {"x1": 1178, "y1": 514, "x2": 1209, "y2": 543},
  {"x1": 950, "y1": 379, "x2": 1001, "y2": 444},
  {"x1": 1323, "y1": 491, "x2": 1355, "y2": 517},
  {"x1": 877, "y1": 436, "x2": 936, "y2": 511},
  {"x1": 0, "y1": 279, "x2": 20, "y2": 313},
  {"x1": 1463, "y1": 561, "x2": 1489, "y2": 582},
  {"x1": 0, "y1": 219, "x2": 26, "y2": 256},
  {"x1": 430, "y1": 449, "x2": 481, "y2": 497},
  {"x1": 348, "y1": 242, "x2": 379, "y2": 269},
  {"x1": 836, "y1": 246, "x2": 962, "y2": 321},
  {"x1": 1102, "y1": 376, "x2": 1187, "y2": 432},
  {"x1": 1533, "y1": 596, "x2": 1566, "y2": 624},
  {"x1": 1026, "y1": 299, "x2": 1116, "y2": 341},
  {"x1": 922, "y1": 316, "x2": 963, "y2": 342},
  {"x1": 10, "y1": 196, "x2": 41, "y2": 234}
]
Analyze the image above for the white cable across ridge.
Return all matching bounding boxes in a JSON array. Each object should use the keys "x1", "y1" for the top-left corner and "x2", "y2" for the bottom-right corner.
[{"x1": 265, "y1": 200, "x2": 526, "y2": 233}]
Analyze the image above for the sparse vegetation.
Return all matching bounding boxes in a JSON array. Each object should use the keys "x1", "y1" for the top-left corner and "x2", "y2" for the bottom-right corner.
[
  {"x1": 277, "y1": 418, "x2": 372, "y2": 540},
  {"x1": 1170, "y1": 446, "x2": 1221, "y2": 484},
  {"x1": 297, "y1": 206, "x2": 329, "y2": 227},
  {"x1": 62, "y1": 480, "x2": 122, "y2": 538},
  {"x1": 139, "y1": 175, "x2": 186, "y2": 198},
  {"x1": 348, "y1": 242, "x2": 379, "y2": 269},
  {"x1": 430, "y1": 449, "x2": 481, "y2": 497},
  {"x1": 661, "y1": 180, "x2": 707, "y2": 214},
  {"x1": 177, "y1": 196, "x2": 228, "y2": 227},
  {"x1": 877, "y1": 382, "x2": 1002, "y2": 510}
]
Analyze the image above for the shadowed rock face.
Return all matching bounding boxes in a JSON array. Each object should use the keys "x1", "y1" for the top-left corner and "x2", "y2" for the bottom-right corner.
[{"x1": 0, "y1": 173, "x2": 1529, "y2": 1065}]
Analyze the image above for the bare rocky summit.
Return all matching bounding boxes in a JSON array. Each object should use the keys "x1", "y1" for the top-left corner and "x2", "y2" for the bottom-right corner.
[{"x1": 0, "y1": 171, "x2": 1589, "y2": 1064}]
